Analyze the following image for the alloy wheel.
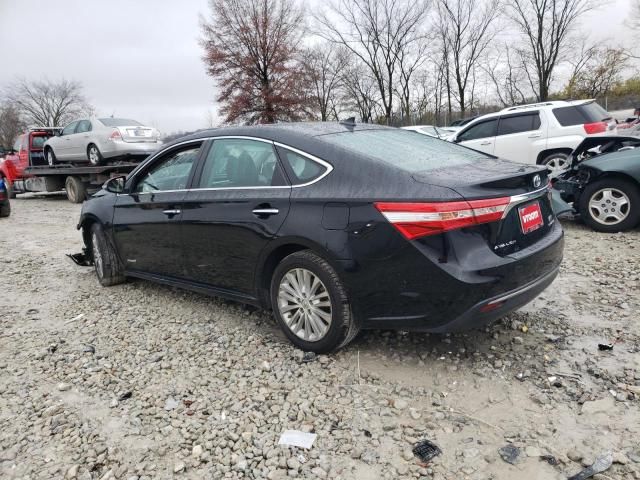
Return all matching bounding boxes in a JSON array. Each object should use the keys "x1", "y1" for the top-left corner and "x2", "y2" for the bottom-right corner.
[
  {"x1": 277, "y1": 268, "x2": 332, "y2": 341},
  {"x1": 588, "y1": 188, "x2": 630, "y2": 225},
  {"x1": 89, "y1": 147, "x2": 99, "y2": 165},
  {"x1": 47, "y1": 151, "x2": 54, "y2": 166},
  {"x1": 545, "y1": 156, "x2": 569, "y2": 175}
]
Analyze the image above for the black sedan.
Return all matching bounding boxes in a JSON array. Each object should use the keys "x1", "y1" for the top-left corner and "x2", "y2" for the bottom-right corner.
[{"x1": 77, "y1": 122, "x2": 564, "y2": 352}]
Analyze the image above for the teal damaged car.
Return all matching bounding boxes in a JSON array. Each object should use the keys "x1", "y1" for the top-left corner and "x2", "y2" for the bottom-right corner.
[{"x1": 553, "y1": 136, "x2": 640, "y2": 232}]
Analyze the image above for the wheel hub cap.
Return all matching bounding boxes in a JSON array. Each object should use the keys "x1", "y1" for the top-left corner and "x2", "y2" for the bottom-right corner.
[
  {"x1": 588, "y1": 188, "x2": 630, "y2": 225},
  {"x1": 277, "y1": 268, "x2": 332, "y2": 342}
]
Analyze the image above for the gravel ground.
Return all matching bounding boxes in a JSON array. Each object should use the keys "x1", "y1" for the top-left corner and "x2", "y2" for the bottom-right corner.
[{"x1": 1, "y1": 194, "x2": 639, "y2": 480}]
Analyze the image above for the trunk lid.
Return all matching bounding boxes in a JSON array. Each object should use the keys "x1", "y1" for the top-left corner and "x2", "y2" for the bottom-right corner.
[
  {"x1": 413, "y1": 159, "x2": 554, "y2": 256},
  {"x1": 116, "y1": 126, "x2": 157, "y2": 143}
]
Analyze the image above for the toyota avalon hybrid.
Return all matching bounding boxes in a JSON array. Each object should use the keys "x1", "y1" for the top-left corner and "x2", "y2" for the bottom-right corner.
[{"x1": 77, "y1": 122, "x2": 564, "y2": 352}]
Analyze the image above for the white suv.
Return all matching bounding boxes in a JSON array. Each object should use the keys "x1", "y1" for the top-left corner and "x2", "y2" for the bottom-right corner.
[{"x1": 449, "y1": 100, "x2": 617, "y2": 173}]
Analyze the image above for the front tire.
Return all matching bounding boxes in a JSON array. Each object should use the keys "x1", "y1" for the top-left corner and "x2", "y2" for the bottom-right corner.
[
  {"x1": 46, "y1": 148, "x2": 57, "y2": 166},
  {"x1": 87, "y1": 144, "x2": 104, "y2": 166},
  {"x1": 90, "y1": 223, "x2": 125, "y2": 286},
  {"x1": 578, "y1": 178, "x2": 640, "y2": 232},
  {"x1": 2, "y1": 177, "x2": 16, "y2": 199},
  {"x1": 0, "y1": 203, "x2": 10, "y2": 218},
  {"x1": 270, "y1": 250, "x2": 359, "y2": 353}
]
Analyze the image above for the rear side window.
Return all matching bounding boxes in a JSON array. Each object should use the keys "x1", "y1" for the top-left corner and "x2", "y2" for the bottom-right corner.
[
  {"x1": 321, "y1": 129, "x2": 487, "y2": 173},
  {"x1": 497, "y1": 113, "x2": 541, "y2": 135},
  {"x1": 553, "y1": 102, "x2": 610, "y2": 126},
  {"x1": 198, "y1": 139, "x2": 286, "y2": 188},
  {"x1": 76, "y1": 120, "x2": 92, "y2": 133},
  {"x1": 457, "y1": 119, "x2": 498, "y2": 141},
  {"x1": 277, "y1": 147, "x2": 328, "y2": 185}
]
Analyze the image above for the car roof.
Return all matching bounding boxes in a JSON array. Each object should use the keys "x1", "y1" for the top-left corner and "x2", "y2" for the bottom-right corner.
[{"x1": 165, "y1": 121, "x2": 392, "y2": 148}]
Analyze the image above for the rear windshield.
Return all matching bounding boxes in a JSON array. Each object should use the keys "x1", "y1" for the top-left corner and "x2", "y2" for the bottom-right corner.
[
  {"x1": 31, "y1": 136, "x2": 50, "y2": 148},
  {"x1": 553, "y1": 102, "x2": 611, "y2": 126},
  {"x1": 321, "y1": 129, "x2": 487, "y2": 172},
  {"x1": 98, "y1": 118, "x2": 142, "y2": 127}
]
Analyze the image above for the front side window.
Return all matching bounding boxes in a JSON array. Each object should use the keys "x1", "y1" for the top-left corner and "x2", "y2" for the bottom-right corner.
[
  {"x1": 457, "y1": 119, "x2": 498, "y2": 142},
  {"x1": 277, "y1": 147, "x2": 327, "y2": 184},
  {"x1": 497, "y1": 113, "x2": 541, "y2": 135},
  {"x1": 134, "y1": 144, "x2": 201, "y2": 193},
  {"x1": 62, "y1": 122, "x2": 79, "y2": 136},
  {"x1": 197, "y1": 138, "x2": 284, "y2": 188},
  {"x1": 76, "y1": 120, "x2": 92, "y2": 133}
]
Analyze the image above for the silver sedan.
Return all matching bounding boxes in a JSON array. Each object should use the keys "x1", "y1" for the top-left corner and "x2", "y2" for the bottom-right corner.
[{"x1": 43, "y1": 117, "x2": 162, "y2": 166}]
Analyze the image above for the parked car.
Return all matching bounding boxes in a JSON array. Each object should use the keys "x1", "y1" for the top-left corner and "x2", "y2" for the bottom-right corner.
[
  {"x1": 448, "y1": 100, "x2": 617, "y2": 174},
  {"x1": 75, "y1": 122, "x2": 563, "y2": 352},
  {"x1": 553, "y1": 135, "x2": 640, "y2": 232},
  {"x1": 402, "y1": 125, "x2": 459, "y2": 139},
  {"x1": 0, "y1": 128, "x2": 58, "y2": 198},
  {"x1": 43, "y1": 117, "x2": 162, "y2": 166},
  {"x1": 450, "y1": 116, "x2": 479, "y2": 127},
  {"x1": 0, "y1": 177, "x2": 10, "y2": 217}
]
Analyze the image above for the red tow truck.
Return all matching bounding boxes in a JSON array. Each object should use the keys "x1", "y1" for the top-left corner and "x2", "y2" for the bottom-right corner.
[{"x1": 0, "y1": 128, "x2": 140, "y2": 203}]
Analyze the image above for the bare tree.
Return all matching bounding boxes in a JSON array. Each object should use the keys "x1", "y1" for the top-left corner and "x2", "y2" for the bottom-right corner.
[
  {"x1": 303, "y1": 44, "x2": 349, "y2": 121},
  {"x1": 435, "y1": 0, "x2": 500, "y2": 115},
  {"x1": 340, "y1": 59, "x2": 381, "y2": 123},
  {"x1": 4, "y1": 78, "x2": 93, "y2": 127},
  {"x1": 200, "y1": 0, "x2": 309, "y2": 124},
  {"x1": 507, "y1": 0, "x2": 594, "y2": 101},
  {"x1": 316, "y1": 0, "x2": 431, "y2": 124},
  {"x1": 484, "y1": 45, "x2": 530, "y2": 107},
  {"x1": 566, "y1": 46, "x2": 629, "y2": 98},
  {"x1": 0, "y1": 103, "x2": 26, "y2": 148}
]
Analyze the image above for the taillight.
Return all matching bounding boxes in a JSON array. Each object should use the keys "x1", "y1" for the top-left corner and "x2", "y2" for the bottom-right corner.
[
  {"x1": 375, "y1": 197, "x2": 510, "y2": 240},
  {"x1": 109, "y1": 130, "x2": 122, "y2": 141},
  {"x1": 583, "y1": 122, "x2": 607, "y2": 134}
]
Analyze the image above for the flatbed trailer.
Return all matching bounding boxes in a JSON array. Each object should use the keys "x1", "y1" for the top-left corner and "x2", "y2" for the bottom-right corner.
[{"x1": 13, "y1": 162, "x2": 139, "y2": 203}]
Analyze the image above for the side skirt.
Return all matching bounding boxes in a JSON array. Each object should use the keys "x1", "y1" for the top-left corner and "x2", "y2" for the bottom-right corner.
[{"x1": 124, "y1": 270, "x2": 262, "y2": 308}]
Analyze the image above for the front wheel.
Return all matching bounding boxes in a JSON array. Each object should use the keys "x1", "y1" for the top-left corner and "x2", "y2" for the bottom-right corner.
[
  {"x1": 46, "y1": 148, "x2": 56, "y2": 166},
  {"x1": 270, "y1": 250, "x2": 359, "y2": 353},
  {"x1": 578, "y1": 178, "x2": 640, "y2": 232},
  {"x1": 90, "y1": 223, "x2": 126, "y2": 286}
]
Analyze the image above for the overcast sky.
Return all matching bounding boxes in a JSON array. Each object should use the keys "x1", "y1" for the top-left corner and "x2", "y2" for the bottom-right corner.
[{"x1": 0, "y1": 0, "x2": 634, "y2": 134}]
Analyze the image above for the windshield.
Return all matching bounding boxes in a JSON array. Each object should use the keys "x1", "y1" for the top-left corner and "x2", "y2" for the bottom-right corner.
[
  {"x1": 321, "y1": 129, "x2": 487, "y2": 172},
  {"x1": 99, "y1": 118, "x2": 142, "y2": 127}
]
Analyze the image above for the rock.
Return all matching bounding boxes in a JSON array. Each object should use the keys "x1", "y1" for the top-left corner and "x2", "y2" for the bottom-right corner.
[
  {"x1": 613, "y1": 452, "x2": 629, "y2": 465},
  {"x1": 57, "y1": 382, "x2": 71, "y2": 392},
  {"x1": 568, "y1": 449, "x2": 584, "y2": 462},
  {"x1": 361, "y1": 449, "x2": 380, "y2": 464},
  {"x1": 627, "y1": 451, "x2": 640, "y2": 463},
  {"x1": 165, "y1": 397, "x2": 179, "y2": 411},
  {"x1": 409, "y1": 408, "x2": 421, "y2": 419},
  {"x1": 513, "y1": 337, "x2": 524, "y2": 345},
  {"x1": 173, "y1": 461, "x2": 185, "y2": 473},
  {"x1": 109, "y1": 398, "x2": 119, "y2": 408},
  {"x1": 394, "y1": 399, "x2": 408, "y2": 410},
  {"x1": 286, "y1": 457, "x2": 301, "y2": 470},
  {"x1": 499, "y1": 445, "x2": 521, "y2": 465},
  {"x1": 525, "y1": 446, "x2": 542, "y2": 457},
  {"x1": 65, "y1": 465, "x2": 79, "y2": 479},
  {"x1": 192, "y1": 445, "x2": 204, "y2": 461},
  {"x1": 581, "y1": 397, "x2": 616, "y2": 415}
]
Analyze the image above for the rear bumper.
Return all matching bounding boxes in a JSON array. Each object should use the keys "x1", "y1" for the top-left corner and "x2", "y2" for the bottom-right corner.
[
  {"x1": 368, "y1": 265, "x2": 559, "y2": 332},
  {"x1": 101, "y1": 140, "x2": 161, "y2": 158}
]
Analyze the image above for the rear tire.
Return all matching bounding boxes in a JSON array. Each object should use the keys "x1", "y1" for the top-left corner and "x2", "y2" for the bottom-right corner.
[
  {"x1": 90, "y1": 223, "x2": 125, "y2": 286},
  {"x1": 65, "y1": 176, "x2": 87, "y2": 204},
  {"x1": 2, "y1": 177, "x2": 16, "y2": 199},
  {"x1": 87, "y1": 144, "x2": 104, "y2": 166},
  {"x1": 270, "y1": 250, "x2": 359, "y2": 353},
  {"x1": 541, "y1": 152, "x2": 570, "y2": 175},
  {"x1": 46, "y1": 148, "x2": 56, "y2": 166},
  {"x1": 578, "y1": 178, "x2": 640, "y2": 232}
]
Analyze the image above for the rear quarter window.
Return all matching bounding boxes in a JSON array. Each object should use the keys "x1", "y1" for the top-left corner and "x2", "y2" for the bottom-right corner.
[
  {"x1": 553, "y1": 103, "x2": 610, "y2": 126},
  {"x1": 321, "y1": 129, "x2": 487, "y2": 172}
]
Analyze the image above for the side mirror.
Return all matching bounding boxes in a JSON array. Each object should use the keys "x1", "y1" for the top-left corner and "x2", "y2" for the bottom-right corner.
[{"x1": 104, "y1": 176, "x2": 126, "y2": 194}]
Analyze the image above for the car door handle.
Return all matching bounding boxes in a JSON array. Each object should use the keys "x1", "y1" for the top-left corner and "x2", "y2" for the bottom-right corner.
[
  {"x1": 479, "y1": 141, "x2": 492, "y2": 146},
  {"x1": 162, "y1": 209, "x2": 181, "y2": 216},
  {"x1": 528, "y1": 133, "x2": 542, "y2": 138},
  {"x1": 252, "y1": 208, "x2": 279, "y2": 216}
]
